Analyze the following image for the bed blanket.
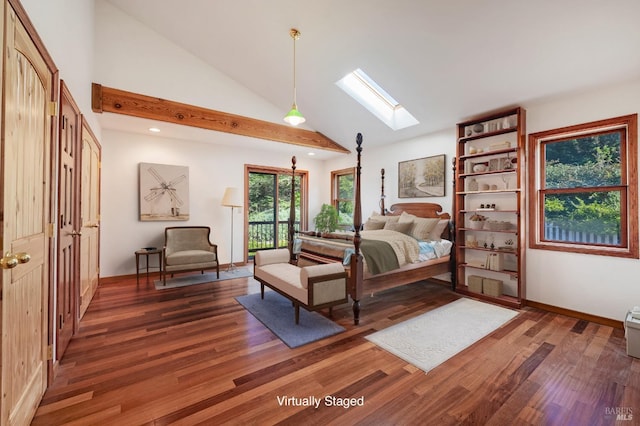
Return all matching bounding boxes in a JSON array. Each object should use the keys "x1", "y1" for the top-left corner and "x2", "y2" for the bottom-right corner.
[
  {"x1": 360, "y1": 230, "x2": 420, "y2": 266},
  {"x1": 294, "y1": 229, "x2": 421, "y2": 274},
  {"x1": 360, "y1": 239, "x2": 398, "y2": 274}
]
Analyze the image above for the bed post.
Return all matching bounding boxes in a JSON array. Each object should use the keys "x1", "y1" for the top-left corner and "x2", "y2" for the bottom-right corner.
[
  {"x1": 350, "y1": 133, "x2": 364, "y2": 325},
  {"x1": 288, "y1": 156, "x2": 297, "y2": 264},
  {"x1": 380, "y1": 168, "x2": 386, "y2": 215},
  {"x1": 450, "y1": 156, "x2": 457, "y2": 290}
]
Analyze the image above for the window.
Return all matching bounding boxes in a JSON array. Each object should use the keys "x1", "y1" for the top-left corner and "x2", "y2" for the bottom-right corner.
[
  {"x1": 331, "y1": 168, "x2": 355, "y2": 227},
  {"x1": 335, "y1": 68, "x2": 419, "y2": 131},
  {"x1": 528, "y1": 114, "x2": 638, "y2": 258},
  {"x1": 246, "y1": 165, "x2": 307, "y2": 257}
]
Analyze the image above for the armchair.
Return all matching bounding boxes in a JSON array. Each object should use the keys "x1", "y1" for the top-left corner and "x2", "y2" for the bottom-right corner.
[{"x1": 163, "y1": 226, "x2": 219, "y2": 285}]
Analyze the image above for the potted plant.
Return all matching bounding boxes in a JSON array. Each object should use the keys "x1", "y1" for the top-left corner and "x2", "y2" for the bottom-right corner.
[
  {"x1": 314, "y1": 204, "x2": 339, "y2": 235},
  {"x1": 469, "y1": 213, "x2": 487, "y2": 230}
]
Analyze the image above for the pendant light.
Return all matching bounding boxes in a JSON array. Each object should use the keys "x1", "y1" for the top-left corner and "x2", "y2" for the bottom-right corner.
[{"x1": 283, "y1": 28, "x2": 305, "y2": 126}]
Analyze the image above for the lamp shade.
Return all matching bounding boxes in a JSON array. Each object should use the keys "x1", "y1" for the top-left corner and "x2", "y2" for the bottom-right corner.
[
  {"x1": 221, "y1": 187, "x2": 243, "y2": 207},
  {"x1": 283, "y1": 104, "x2": 305, "y2": 126}
]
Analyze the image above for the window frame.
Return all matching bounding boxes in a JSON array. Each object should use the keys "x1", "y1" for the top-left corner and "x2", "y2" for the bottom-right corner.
[
  {"x1": 527, "y1": 114, "x2": 638, "y2": 258},
  {"x1": 331, "y1": 167, "x2": 355, "y2": 227},
  {"x1": 245, "y1": 164, "x2": 308, "y2": 257}
]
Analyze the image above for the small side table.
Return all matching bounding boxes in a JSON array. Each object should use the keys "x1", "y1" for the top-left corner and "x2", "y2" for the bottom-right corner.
[{"x1": 135, "y1": 248, "x2": 162, "y2": 285}]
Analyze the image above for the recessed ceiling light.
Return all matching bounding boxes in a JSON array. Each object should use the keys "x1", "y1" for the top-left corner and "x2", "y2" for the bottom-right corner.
[
  {"x1": 308, "y1": 152, "x2": 316, "y2": 156},
  {"x1": 149, "y1": 127, "x2": 161, "y2": 133},
  {"x1": 336, "y1": 68, "x2": 418, "y2": 131}
]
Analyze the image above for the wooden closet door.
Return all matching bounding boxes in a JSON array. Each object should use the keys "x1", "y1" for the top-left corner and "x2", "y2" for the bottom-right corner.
[
  {"x1": 56, "y1": 81, "x2": 80, "y2": 360},
  {"x1": 1, "y1": 3, "x2": 55, "y2": 425},
  {"x1": 79, "y1": 119, "x2": 101, "y2": 319}
]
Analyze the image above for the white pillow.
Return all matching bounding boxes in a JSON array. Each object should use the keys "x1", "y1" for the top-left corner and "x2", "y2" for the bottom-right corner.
[
  {"x1": 411, "y1": 217, "x2": 440, "y2": 240},
  {"x1": 383, "y1": 221, "x2": 413, "y2": 235},
  {"x1": 427, "y1": 219, "x2": 450, "y2": 240},
  {"x1": 398, "y1": 211, "x2": 417, "y2": 223},
  {"x1": 367, "y1": 213, "x2": 399, "y2": 223},
  {"x1": 363, "y1": 219, "x2": 385, "y2": 230}
]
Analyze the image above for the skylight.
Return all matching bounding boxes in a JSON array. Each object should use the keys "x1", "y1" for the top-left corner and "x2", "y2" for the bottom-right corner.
[{"x1": 336, "y1": 68, "x2": 419, "y2": 131}]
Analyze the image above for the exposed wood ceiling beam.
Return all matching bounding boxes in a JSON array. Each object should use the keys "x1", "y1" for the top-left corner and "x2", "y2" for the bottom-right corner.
[{"x1": 91, "y1": 83, "x2": 349, "y2": 154}]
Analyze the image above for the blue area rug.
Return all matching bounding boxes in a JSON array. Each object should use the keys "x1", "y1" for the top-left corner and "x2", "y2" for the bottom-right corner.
[
  {"x1": 235, "y1": 291, "x2": 346, "y2": 348},
  {"x1": 154, "y1": 267, "x2": 253, "y2": 289}
]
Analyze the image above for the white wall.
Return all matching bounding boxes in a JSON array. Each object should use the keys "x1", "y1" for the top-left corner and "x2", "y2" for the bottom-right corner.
[
  {"x1": 101, "y1": 129, "x2": 325, "y2": 276},
  {"x1": 524, "y1": 80, "x2": 640, "y2": 322},
  {"x1": 21, "y1": 0, "x2": 100, "y2": 137}
]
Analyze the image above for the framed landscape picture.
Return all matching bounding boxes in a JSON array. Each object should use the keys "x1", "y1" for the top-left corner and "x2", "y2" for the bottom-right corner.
[{"x1": 398, "y1": 154, "x2": 445, "y2": 198}]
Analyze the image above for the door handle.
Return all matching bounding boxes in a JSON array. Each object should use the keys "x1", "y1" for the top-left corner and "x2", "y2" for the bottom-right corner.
[
  {"x1": 0, "y1": 251, "x2": 30, "y2": 269},
  {"x1": 89, "y1": 224, "x2": 99, "y2": 228},
  {"x1": 70, "y1": 230, "x2": 82, "y2": 237}
]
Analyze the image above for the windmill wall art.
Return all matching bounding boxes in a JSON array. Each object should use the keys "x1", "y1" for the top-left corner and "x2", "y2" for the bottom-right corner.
[{"x1": 139, "y1": 162, "x2": 190, "y2": 221}]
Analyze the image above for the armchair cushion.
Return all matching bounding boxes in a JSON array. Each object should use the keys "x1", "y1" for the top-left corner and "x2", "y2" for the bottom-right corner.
[{"x1": 165, "y1": 250, "x2": 216, "y2": 266}]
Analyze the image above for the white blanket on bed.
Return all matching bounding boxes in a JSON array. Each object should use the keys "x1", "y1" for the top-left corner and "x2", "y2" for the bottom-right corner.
[{"x1": 360, "y1": 230, "x2": 420, "y2": 266}]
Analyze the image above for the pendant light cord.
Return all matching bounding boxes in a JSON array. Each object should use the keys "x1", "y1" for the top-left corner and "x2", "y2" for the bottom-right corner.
[
  {"x1": 284, "y1": 28, "x2": 305, "y2": 125},
  {"x1": 291, "y1": 29, "x2": 299, "y2": 106}
]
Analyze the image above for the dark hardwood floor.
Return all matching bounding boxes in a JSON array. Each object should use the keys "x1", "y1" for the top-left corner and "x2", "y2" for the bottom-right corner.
[{"x1": 33, "y1": 273, "x2": 639, "y2": 425}]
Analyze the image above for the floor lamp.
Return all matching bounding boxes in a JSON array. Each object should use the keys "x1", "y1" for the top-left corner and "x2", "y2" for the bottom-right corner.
[{"x1": 221, "y1": 187, "x2": 243, "y2": 272}]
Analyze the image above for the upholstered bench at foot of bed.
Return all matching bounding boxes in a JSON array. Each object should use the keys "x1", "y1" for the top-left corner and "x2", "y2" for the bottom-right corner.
[{"x1": 253, "y1": 248, "x2": 348, "y2": 324}]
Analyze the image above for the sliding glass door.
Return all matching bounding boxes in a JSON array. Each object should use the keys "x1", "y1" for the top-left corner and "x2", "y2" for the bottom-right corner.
[{"x1": 246, "y1": 165, "x2": 306, "y2": 258}]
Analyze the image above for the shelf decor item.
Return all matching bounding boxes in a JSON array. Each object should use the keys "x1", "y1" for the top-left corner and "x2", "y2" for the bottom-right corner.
[
  {"x1": 468, "y1": 275, "x2": 483, "y2": 293},
  {"x1": 490, "y1": 141, "x2": 511, "y2": 151},
  {"x1": 473, "y1": 163, "x2": 487, "y2": 173},
  {"x1": 484, "y1": 220, "x2": 512, "y2": 231},
  {"x1": 483, "y1": 278, "x2": 503, "y2": 297},
  {"x1": 469, "y1": 213, "x2": 487, "y2": 229},
  {"x1": 488, "y1": 158, "x2": 501, "y2": 171},
  {"x1": 485, "y1": 253, "x2": 504, "y2": 271},
  {"x1": 454, "y1": 107, "x2": 526, "y2": 309}
]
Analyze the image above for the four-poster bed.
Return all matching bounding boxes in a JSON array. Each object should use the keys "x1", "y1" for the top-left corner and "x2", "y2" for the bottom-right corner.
[{"x1": 287, "y1": 133, "x2": 453, "y2": 324}]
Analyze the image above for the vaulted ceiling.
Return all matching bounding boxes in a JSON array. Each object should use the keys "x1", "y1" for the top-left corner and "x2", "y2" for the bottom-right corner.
[{"x1": 103, "y1": 0, "x2": 640, "y2": 158}]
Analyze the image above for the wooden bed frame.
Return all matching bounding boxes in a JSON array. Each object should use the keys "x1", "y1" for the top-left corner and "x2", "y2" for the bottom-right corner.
[{"x1": 288, "y1": 133, "x2": 453, "y2": 324}]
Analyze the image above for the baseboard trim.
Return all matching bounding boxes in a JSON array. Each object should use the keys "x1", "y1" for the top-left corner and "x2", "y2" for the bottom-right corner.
[
  {"x1": 100, "y1": 273, "x2": 139, "y2": 284},
  {"x1": 100, "y1": 262, "x2": 247, "y2": 284},
  {"x1": 525, "y1": 300, "x2": 624, "y2": 329}
]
